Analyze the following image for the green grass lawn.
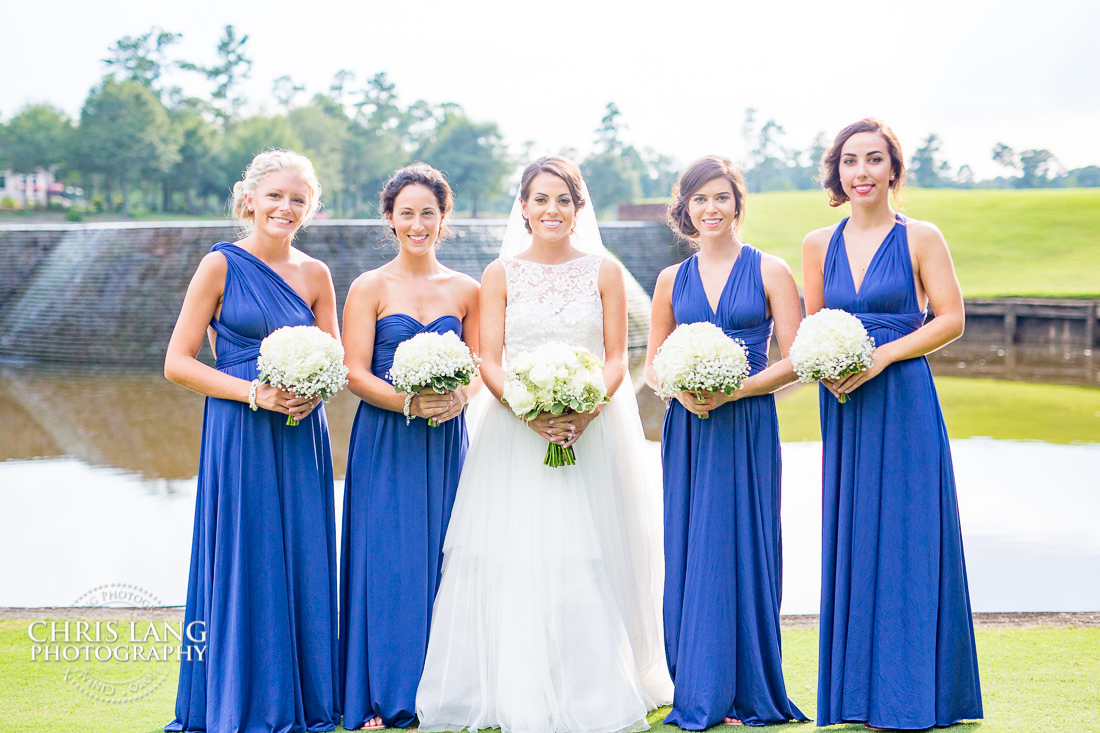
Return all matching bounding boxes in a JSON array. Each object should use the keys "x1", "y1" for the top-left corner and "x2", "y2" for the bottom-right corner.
[
  {"x1": 740, "y1": 188, "x2": 1100, "y2": 298},
  {"x1": 2, "y1": 619, "x2": 1097, "y2": 732},
  {"x1": 777, "y1": 376, "x2": 1100, "y2": 444}
]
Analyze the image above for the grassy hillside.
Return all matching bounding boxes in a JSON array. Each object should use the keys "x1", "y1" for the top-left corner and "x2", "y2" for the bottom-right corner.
[
  {"x1": 776, "y1": 376, "x2": 1100, "y2": 444},
  {"x1": 739, "y1": 188, "x2": 1100, "y2": 298}
]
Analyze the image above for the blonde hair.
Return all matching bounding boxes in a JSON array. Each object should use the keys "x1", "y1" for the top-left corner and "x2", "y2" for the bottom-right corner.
[{"x1": 230, "y1": 149, "x2": 322, "y2": 231}]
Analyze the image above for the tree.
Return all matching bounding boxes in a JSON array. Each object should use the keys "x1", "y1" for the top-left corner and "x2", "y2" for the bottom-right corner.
[
  {"x1": 78, "y1": 79, "x2": 179, "y2": 215},
  {"x1": 990, "y1": 143, "x2": 1061, "y2": 188},
  {"x1": 217, "y1": 116, "x2": 303, "y2": 199},
  {"x1": 163, "y1": 105, "x2": 219, "y2": 213},
  {"x1": 742, "y1": 111, "x2": 790, "y2": 192},
  {"x1": 910, "y1": 133, "x2": 951, "y2": 188},
  {"x1": 103, "y1": 27, "x2": 181, "y2": 99},
  {"x1": 3, "y1": 104, "x2": 74, "y2": 207},
  {"x1": 582, "y1": 102, "x2": 642, "y2": 213},
  {"x1": 417, "y1": 109, "x2": 509, "y2": 217},
  {"x1": 181, "y1": 25, "x2": 252, "y2": 130},
  {"x1": 1019, "y1": 149, "x2": 1059, "y2": 188},
  {"x1": 288, "y1": 101, "x2": 350, "y2": 211},
  {"x1": 272, "y1": 75, "x2": 305, "y2": 111}
]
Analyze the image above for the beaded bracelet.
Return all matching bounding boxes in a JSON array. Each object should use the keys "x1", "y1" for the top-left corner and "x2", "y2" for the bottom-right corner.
[
  {"x1": 249, "y1": 379, "x2": 260, "y2": 412},
  {"x1": 403, "y1": 393, "x2": 416, "y2": 425}
]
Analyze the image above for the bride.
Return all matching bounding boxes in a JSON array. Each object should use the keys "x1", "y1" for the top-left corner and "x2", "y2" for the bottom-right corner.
[{"x1": 416, "y1": 156, "x2": 672, "y2": 733}]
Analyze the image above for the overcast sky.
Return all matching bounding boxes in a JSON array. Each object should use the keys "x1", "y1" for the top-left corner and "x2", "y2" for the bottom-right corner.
[{"x1": 5, "y1": 0, "x2": 1098, "y2": 180}]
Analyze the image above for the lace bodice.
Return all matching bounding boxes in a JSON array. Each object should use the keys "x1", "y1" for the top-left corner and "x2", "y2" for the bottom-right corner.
[{"x1": 502, "y1": 255, "x2": 605, "y2": 362}]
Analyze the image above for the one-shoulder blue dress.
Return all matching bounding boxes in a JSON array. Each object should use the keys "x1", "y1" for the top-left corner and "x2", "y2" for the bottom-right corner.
[
  {"x1": 662, "y1": 248, "x2": 806, "y2": 728},
  {"x1": 168, "y1": 242, "x2": 339, "y2": 733},
  {"x1": 816, "y1": 217, "x2": 982, "y2": 729},
  {"x1": 339, "y1": 314, "x2": 468, "y2": 729}
]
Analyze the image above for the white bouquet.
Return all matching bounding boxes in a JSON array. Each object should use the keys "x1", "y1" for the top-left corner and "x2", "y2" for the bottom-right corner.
[
  {"x1": 257, "y1": 325, "x2": 349, "y2": 425},
  {"x1": 651, "y1": 322, "x2": 750, "y2": 418},
  {"x1": 502, "y1": 342, "x2": 610, "y2": 467},
  {"x1": 388, "y1": 331, "x2": 481, "y2": 426},
  {"x1": 788, "y1": 308, "x2": 875, "y2": 403}
]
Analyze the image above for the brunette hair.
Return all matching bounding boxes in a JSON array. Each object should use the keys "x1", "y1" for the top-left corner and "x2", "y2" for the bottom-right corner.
[
  {"x1": 819, "y1": 118, "x2": 906, "y2": 207},
  {"x1": 518, "y1": 156, "x2": 586, "y2": 233},
  {"x1": 379, "y1": 162, "x2": 455, "y2": 245},
  {"x1": 666, "y1": 156, "x2": 748, "y2": 244},
  {"x1": 230, "y1": 149, "x2": 322, "y2": 232}
]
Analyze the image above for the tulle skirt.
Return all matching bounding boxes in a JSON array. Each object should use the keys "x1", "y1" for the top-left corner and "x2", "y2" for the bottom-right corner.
[{"x1": 416, "y1": 389, "x2": 672, "y2": 733}]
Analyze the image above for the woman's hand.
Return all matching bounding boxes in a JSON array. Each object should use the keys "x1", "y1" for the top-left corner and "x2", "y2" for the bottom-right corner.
[
  {"x1": 827, "y1": 346, "x2": 891, "y2": 400},
  {"x1": 674, "y1": 390, "x2": 736, "y2": 417},
  {"x1": 415, "y1": 387, "x2": 467, "y2": 425},
  {"x1": 527, "y1": 409, "x2": 601, "y2": 448},
  {"x1": 252, "y1": 383, "x2": 320, "y2": 420}
]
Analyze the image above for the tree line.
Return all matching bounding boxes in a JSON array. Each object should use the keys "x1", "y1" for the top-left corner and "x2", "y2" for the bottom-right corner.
[{"x1": 1, "y1": 26, "x2": 1095, "y2": 220}]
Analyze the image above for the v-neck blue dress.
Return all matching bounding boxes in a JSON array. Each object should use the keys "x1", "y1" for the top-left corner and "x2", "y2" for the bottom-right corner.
[
  {"x1": 661, "y1": 248, "x2": 806, "y2": 728},
  {"x1": 816, "y1": 217, "x2": 982, "y2": 729},
  {"x1": 168, "y1": 242, "x2": 339, "y2": 733},
  {"x1": 338, "y1": 313, "x2": 468, "y2": 729}
]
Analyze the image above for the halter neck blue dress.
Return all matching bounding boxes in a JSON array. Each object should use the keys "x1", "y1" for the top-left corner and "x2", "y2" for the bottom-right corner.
[
  {"x1": 168, "y1": 242, "x2": 339, "y2": 733},
  {"x1": 339, "y1": 314, "x2": 468, "y2": 729},
  {"x1": 816, "y1": 217, "x2": 982, "y2": 729},
  {"x1": 661, "y1": 247, "x2": 806, "y2": 728}
]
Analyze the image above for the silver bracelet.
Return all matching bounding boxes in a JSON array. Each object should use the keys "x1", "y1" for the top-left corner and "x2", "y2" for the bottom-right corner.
[
  {"x1": 249, "y1": 379, "x2": 260, "y2": 412},
  {"x1": 403, "y1": 393, "x2": 416, "y2": 425}
]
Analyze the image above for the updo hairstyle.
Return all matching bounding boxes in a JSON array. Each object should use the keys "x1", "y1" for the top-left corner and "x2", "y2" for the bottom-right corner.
[
  {"x1": 518, "y1": 156, "x2": 587, "y2": 234},
  {"x1": 230, "y1": 149, "x2": 322, "y2": 231},
  {"x1": 666, "y1": 156, "x2": 748, "y2": 245},
  {"x1": 378, "y1": 162, "x2": 455, "y2": 245}
]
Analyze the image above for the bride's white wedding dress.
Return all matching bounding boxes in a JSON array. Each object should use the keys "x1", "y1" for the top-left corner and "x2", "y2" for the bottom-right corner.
[{"x1": 416, "y1": 254, "x2": 673, "y2": 733}]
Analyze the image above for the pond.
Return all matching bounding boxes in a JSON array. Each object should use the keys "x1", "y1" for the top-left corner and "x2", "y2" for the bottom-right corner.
[{"x1": 1, "y1": 359, "x2": 1098, "y2": 613}]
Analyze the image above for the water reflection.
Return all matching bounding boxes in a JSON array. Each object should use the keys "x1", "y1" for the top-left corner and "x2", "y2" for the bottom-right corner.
[
  {"x1": 2, "y1": 367, "x2": 1098, "y2": 612},
  {"x1": 929, "y1": 341, "x2": 1097, "y2": 387}
]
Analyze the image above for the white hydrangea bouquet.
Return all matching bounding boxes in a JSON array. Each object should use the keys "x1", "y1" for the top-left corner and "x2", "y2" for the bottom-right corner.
[
  {"x1": 257, "y1": 325, "x2": 349, "y2": 425},
  {"x1": 502, "y1": 342, "x2": 610, "y2": 468},
  {"x1": 651, "y1": 322, "x2": 750, "y2": 418},
  {"x1": 788, "y1": 308, "x2": 875, "y2": 403},
  {"x1": 388, "y1": 331, "x2": 481, "y2": 427}
]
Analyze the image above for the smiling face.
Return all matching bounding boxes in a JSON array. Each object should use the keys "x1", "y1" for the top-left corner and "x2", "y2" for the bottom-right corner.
[
  {"x1": 687, "y1": 176, "x2": 740, "y2": 240},
  {"x1": 521, "y1": 172, "x2": 577, "y2": 244},
  {"x1": 386, "y1": 183, "x2": 444, "y2": 255},
  {"x1": 246, "y1": 169, "x2": 312, "y2": 239},
  {"x1": 839, "y1": 131, "x2": 895, "y2": 205}
]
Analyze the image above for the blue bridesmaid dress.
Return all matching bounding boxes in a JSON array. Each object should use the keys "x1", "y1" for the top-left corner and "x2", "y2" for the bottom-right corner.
[
  {"x1": 168, "y1": 242, "x2": 339, "y2": 733},
  {"x1": 339, "y1": 314, "x2": 467, "y2": 729},
  {"x1": 816, "y1": 216, "x2": 982, "y2": 729},
  {"x1": 661, "y1": 248, "x2": 806, "y2": 728}
]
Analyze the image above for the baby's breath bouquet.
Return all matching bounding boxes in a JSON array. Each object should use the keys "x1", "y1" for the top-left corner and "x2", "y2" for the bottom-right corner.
[
  {"x1": 651, "y1": 322, "x2": 750, "y2": 418},
  {"x1": 789, "y1": 308, "x2": 875, "y2": 403},
  {"x1": 502, "y1": 342, "x2": 610, "y2": 467},
  {"x1": 388, "y1": 331, "x2": 481, "y2": 426},
  {"x1": 257, "y1": 325, "x2": 349, "y2": 425}
]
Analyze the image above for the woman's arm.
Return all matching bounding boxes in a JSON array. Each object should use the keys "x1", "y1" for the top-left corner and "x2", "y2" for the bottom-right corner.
[
  {"x1": 419, "y1": 274, "x2": 483, "y2": 425},
  {"x1": 477, "y1": 260, "x2": 508, "y2": 403},
  {"x1": 343, "y1": 272, "x2": 433, "y2": 419},
  {"x1": 725, "y1": 253, "x2": 802, "y2": 400},
  {"x1": 164, "y1": 252, "x2": 296, "y2": 416}
]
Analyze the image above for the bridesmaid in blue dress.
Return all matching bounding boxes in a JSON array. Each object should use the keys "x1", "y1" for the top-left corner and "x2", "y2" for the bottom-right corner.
[
  {"x1": 646, "y1": 156, "x2": 806, "y2": 728},
  {"x1": 339, "y1": 164, "x2": 480, "y2": 730},
  {"x1": 802, "y1": 118, "x2": 982, "y2": 730},
  {"x1": 164, "y1": 150, "x2": 340, "y2": 732}
]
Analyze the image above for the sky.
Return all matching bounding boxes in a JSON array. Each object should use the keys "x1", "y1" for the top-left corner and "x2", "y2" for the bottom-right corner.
[{"x1": 5, "y1": 0, "x2": 1098, "y2": 181}]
